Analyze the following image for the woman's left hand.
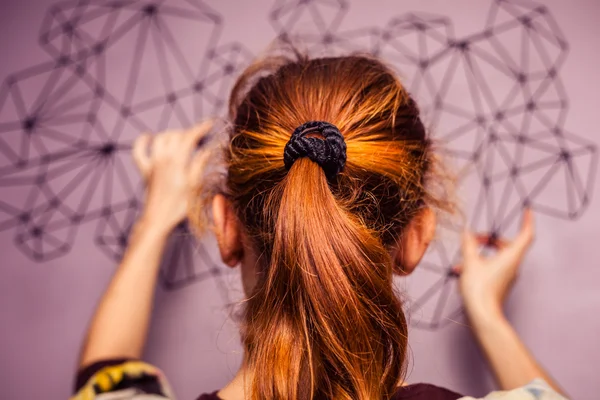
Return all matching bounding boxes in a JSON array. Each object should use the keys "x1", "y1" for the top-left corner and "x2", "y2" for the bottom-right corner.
[{"x1": 132, "y1": 120, "x2": 214, "y2": 234}]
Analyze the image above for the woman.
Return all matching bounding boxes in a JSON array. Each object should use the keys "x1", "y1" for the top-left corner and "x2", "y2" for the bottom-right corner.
[{"x1": 72, "y1": 53, "x2": 567, "y2": 399}]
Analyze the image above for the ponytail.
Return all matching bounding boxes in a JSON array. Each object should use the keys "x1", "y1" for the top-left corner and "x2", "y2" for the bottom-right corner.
[{"x1": 243, "y1": 158, "x2": 407, "y2": 399}]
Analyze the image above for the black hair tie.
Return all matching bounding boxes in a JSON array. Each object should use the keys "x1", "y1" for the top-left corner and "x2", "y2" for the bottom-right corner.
[{"x1": 283, "y1": 121, "x2": 347, "y2": 180}]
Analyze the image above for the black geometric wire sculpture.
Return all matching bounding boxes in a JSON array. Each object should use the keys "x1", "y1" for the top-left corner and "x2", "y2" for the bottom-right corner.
[
  {"x1": 269, "y1": 0, "x2": 597, "y2": 329},
  {"x1": 0, "y1": 0, "x2": 253, "y2": 293},
  {"x1": 0, "y1": 0, "x2": 596, "y2": 329}
]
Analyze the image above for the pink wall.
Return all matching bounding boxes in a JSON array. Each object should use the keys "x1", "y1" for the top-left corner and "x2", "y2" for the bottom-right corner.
[{"x1": 0, "y1": 0, "x2": 599, "y2": 399}]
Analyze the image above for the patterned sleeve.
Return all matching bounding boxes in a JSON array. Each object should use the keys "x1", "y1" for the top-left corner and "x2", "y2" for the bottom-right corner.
[
  {"x1": 71, "y1": 359, "x2": 176, "y2": 400},
  {"x1": 459, "y1": 379, "x2": 568, "y2": 400}
]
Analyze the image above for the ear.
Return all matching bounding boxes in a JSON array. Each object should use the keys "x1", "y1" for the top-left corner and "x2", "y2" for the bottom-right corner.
[
  {"x1": 212, "y1": 194, "x2": 244, "y2": 267},
  {"x1": 392, "y1": 207, "x2": 436, "y2": 275}
]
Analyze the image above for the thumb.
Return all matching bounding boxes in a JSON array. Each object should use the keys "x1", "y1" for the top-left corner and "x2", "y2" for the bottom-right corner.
[
  {"x1": 503, "y1": 207, "x2": 535, "y2": 264},
  {"x1": 184, "y1": 119, "x2": 215, "y2": 151},
  {"x1": 514, "y1": 207, "x2": 535, "y2": 252},
  {"x1": 132, "y1": 133, "x2": 152, "y2": 179}
]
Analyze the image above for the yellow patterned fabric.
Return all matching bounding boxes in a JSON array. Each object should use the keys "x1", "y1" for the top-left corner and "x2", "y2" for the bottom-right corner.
[{"x1": 71, "y1": 360, "x2": 174, "y2": 400}]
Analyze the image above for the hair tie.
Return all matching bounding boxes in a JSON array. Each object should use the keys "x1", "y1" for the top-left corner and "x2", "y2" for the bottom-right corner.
[{"x1": 283, "y1": 121, "x2": 346, "y2": 180}]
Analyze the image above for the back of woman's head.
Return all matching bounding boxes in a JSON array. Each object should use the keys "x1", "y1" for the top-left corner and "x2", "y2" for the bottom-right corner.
[{"x1": 194, "y1": 50, "x2": 450, "y2": 400}]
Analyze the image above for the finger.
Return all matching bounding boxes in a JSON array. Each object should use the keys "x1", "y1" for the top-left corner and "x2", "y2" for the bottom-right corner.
[
  {"x1": 451, "y1": 264, "x2": 463, "y2": 275},
  {"x1": 132, "y1": 134, "x2": 152, "y2": 178},
  {"x1": 513, "y1": 207, "x2": 535, "y2": 253},
  {"x1": 183, "y1": 119, "x2": 215, "y2": 151},
  {"x1": 494, "y1": 208, "x2": 535, "y2": 271},
  {"x1": 461, "y1": 228, "x2": 480, "y2": 263},
  {"x1": 151, "y1": 131, "x2": 175, "y2": 159},
  {"x1": 474, "y1": 233, "x2": 509, "y2": 249}
]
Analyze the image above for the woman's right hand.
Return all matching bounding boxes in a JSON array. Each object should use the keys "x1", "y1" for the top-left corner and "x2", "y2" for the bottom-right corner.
[
  {"x1": 455, "y1": 209, "x2": 566, "y2": 395},
  {"x1": 455, "y1": 208, "x2": 535, "y2": 321}
]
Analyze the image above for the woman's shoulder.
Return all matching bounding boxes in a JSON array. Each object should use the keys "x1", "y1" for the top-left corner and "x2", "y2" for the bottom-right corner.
[
  {"x1": 459, "y1": 379, "x2": 567, "y2": 400},
  {"x1": 393, "y1": 380, "x2": 567, "y2": 400},
  {"x1": 196, "y1": 390, "x2": 220, "y2": 400}
]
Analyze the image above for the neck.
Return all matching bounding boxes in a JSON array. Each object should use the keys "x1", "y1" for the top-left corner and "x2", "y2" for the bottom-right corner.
[{"x1": 217, "y1": 358, "x2": 253, "y2": 400}]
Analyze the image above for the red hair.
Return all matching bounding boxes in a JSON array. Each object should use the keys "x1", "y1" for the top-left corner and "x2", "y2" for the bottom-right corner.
[{"x1": 191, "y1": 50, "x2": 453, "y2": 400}]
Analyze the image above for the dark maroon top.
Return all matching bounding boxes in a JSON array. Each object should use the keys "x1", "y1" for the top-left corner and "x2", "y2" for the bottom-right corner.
[
  {"x1": 198, "y1": 383, "x2": 463, "y2": 400},
  {"x1": 197, "y1": 384, "x2": 462, "y2": 400}
]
